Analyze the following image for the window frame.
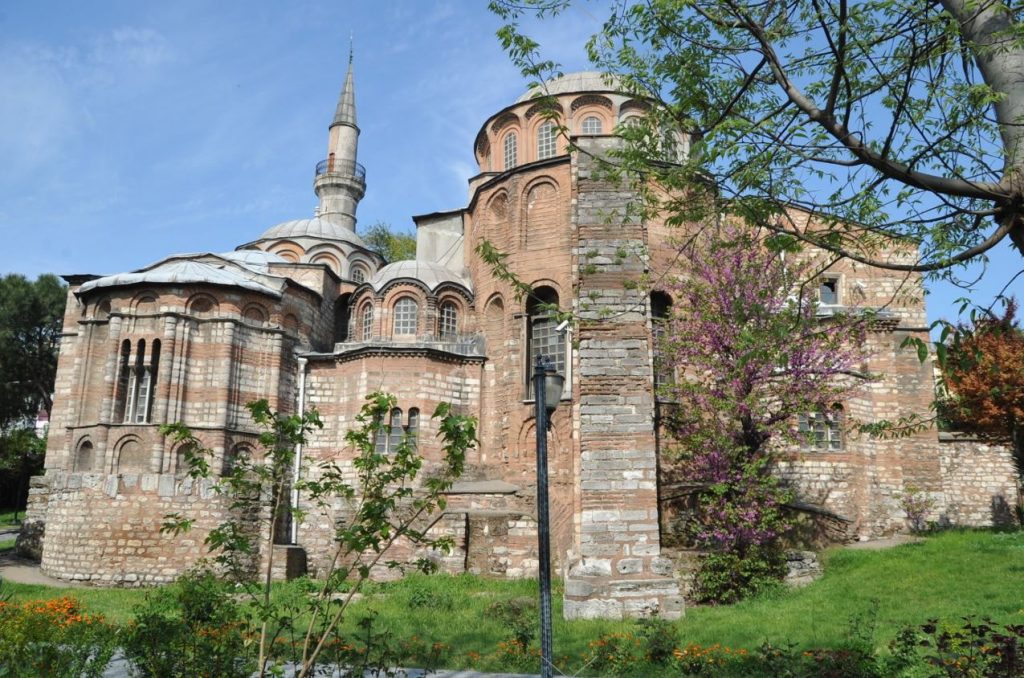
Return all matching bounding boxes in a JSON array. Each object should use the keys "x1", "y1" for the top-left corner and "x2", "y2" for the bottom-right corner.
[
  {"x1": 438, "y1": 300, "x2": 459, "y2": 338},
  {"x1": 580, "y1": 116, "x2": 603, "y2": 135},
  {"x1": 392, "y1": 297, "x2": 419, "y2": 336},
  {"x1": 360, "y1": 303, "x2": 374, "y2": 341},
  {"x1": 536, "y1": 121, "x2": 557, "y2": 160},
  {"x1": 503, "y1": 131, "x2": 518, "y2": 170},
  {"x1": 798, "y1": 406, "x2": 844, "y2": 451}
]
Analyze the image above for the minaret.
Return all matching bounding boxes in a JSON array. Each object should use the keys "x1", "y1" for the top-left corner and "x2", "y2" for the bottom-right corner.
[{"x1": 314, "y1": 43, "x2": 366, "y2": 230}]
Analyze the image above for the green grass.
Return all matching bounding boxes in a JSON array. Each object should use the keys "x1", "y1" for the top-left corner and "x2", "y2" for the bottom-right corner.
[
  {"x1": 1, "y1": 529, "x2": 1022, "y2": 665},
  {"x1": 0, "y1": 538, "x2": 15, "y2": 552},
  {"x1": 0, "y1": 510, "x2": 22, "y2": 530}
]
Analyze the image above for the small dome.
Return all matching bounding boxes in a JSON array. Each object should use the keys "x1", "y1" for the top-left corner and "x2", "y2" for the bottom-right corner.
[
  {"x1": 258, "y1": 216, "x2": 367, "y2": 246},
  {"x1": 368, "y1": 260, "x2": 471, "y2": 293},
  {"x1": 516, "y1": 71, "x2": 622, "y2": 103}
]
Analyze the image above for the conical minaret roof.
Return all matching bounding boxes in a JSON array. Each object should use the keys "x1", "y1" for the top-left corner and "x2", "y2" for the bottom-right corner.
[{"x1": 331, "y1": 45, "x2": 357, "y2": 130}]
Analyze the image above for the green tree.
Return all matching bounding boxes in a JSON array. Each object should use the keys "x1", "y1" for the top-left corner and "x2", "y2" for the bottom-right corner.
[
  {"x1": 161, "y1": 392, "x2": 476, "y2": 677},
  {"x1": 0, "y1": 273, "x2": 64, "y2": 514},
  {"x1": 939, "y1": 297, "x2": 1024, "y2": 476},
  {"x1": 0, "y1": 273, "x2": 66, "y2": 425},
  {"x1": 490, "y1": 0, "x2": 1024, "y2": 278},
  {"x1": 360, "y1": 221, "x2": 417, "y2": 263}
]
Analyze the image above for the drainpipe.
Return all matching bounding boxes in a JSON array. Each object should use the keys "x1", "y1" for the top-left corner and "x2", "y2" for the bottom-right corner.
[{"x1": 291, "y1": 356, "x2": 308, "y2": 545}]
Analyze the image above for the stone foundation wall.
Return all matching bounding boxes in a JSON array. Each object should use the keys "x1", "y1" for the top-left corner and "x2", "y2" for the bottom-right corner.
[{"x1": 38, "y1": 470, "x2": 240, "y2": 586}]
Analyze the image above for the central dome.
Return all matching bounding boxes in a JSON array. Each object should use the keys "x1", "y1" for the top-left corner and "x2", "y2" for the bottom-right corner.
[
  {"x1": 516, "y1": 71, "x2": 622, "y2": 103},
  {"x1": 257, "y1": 216, "x2": 367, "y2": 246}
]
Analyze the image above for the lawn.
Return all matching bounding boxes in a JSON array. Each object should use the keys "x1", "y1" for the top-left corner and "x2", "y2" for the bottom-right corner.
[
  {"x1": 0, "y1": 509, "x2": 22, "y2": 530},
  {"x1": 2, "y1": 529, "x2": 1022, "y2": 672}
]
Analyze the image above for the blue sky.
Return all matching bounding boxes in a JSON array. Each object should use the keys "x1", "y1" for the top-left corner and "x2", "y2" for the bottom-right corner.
[{"x1": 0, "y1": 0, "x2": 1019, "y2": 329}]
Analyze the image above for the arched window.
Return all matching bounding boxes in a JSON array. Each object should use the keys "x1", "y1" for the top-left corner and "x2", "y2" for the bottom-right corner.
[
  {"x1": 351, "y1": 266, "x2": 367, "y2": 284},
  {"x1": 798, "y1": 404, "x2": 844, "y2": 451},
  {"x1": 374, "y1": 407, "x2": 420, "y2": 454},
  {"x1": 407, "y1": 408, "x2": 420, "y2": 451},
  {"x1": 580, "y1": 116, "x2": 603, "y2": 134},
  {"x1": 118, "y1": 338, "x2": 160, "y2": 424},
  {"x1": 439, "y1": 301, "x2": 458, "y2": 338},
  {"x1": 503, "y1": 132, "x2": 518, "y2": 170},
  {"x1": 526, "y1": 287, "x2": 566, "y2": 397},
  {"x1": 388, "y1": 408, "x2": 404, "y2": 452},
  {"x1": 393, "y1": 297, "x2": 419, "y2": 336},
  {"x1": 334, "y1": 293, "x2": 351, "y2": 343},
  {"x1": 361, "y1": 304, "x2": 374, "y2": 341},
  {"x1": 650, "y1": 291, "x2": 673, "y2": 393},
  {"x1": 536, "y1": 121, "x2": 557, "y2": 160}
]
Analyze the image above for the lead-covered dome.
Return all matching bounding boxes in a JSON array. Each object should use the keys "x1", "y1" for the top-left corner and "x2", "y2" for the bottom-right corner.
[
  {"x1": 516, "y1": 71, "x2": 623, "y2": 102},
  {"x1": 367, "y1": 260, "x2": 471, "y2": 293},
  {"x1": 257, "y1": 216, "x2": 367, "y2": 247}
]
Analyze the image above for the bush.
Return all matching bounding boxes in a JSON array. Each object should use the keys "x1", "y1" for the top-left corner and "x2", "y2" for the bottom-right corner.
[
  {"x1": 120, "y1": 568, "x2": 255, "y2": 678},
  {"x1": 0, "y1": 596, "x2": 117, "y2": 678},
  {"x1": 692, "y1": 547, "x2": 788, "y2": 604}
]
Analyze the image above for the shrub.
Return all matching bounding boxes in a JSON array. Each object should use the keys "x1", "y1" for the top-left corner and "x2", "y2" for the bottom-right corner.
[
  {"x1": 120, "y1": 568, "x2": 255, "y2": 678},
  {"x1": 0, "y1": 596, "x2": 117, "y2": 678}
]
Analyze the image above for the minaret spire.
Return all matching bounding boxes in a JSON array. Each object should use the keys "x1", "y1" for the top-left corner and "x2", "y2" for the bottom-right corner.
[
  {"x1": 332, "y1": 38, "x2": 357, "y2": 130},
  {"x1": 314, "y1": 44, "x2": 365, "y2": 231}
]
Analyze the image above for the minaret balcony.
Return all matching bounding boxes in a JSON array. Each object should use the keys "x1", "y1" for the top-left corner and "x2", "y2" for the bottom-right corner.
[{"x1": 315, "y1": 157, "x2": 366, "y2": 182}]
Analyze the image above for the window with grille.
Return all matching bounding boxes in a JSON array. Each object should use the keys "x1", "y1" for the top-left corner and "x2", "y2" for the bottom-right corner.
[
  {"x1": 439, "y1": 301, "x2": 458, "y2": 338},
  {"x1": 526, "y1": 287, "x2": 566, "y2": 398},
  {"x1": 351, "y1": 266, "x2": 367, "y2": 284},
  {"x1": 393, "y1": 297, "x2": 418, "y2": 336},
  {"x1": 798, "y1": 405, "x2": 844, "y2": 451},
  {"x1": 581, "y1": 116, "x2": 603, "y2": 134},
  {"x1": 503, "y1": 132, "x2": 517, "y2": 170},
  {"x1": 537, "y1": 121, "x2": 557, "y2": 160},
  {"x1": 361, "y1": 304, "x2": 373, "y2": 341}
]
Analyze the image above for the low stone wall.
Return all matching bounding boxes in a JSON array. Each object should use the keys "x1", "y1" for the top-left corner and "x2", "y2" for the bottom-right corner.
[
  {"x1": 37, "y1": 470, "x2": 238, "y2": 586},
  {"x1": 938, "y1": 434, "x2": 1020, "y2": 527}
]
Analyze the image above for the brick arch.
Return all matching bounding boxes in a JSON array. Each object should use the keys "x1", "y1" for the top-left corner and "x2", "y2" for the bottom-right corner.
[
  {"x1": 115, "y1": 435, "x2": 150, "y2": 473},
  {"x1": 94, "y1": 299, "x2": 111, "y2": 320},
  {"x1": 490, "y1": 111, "x2": 521, "y2": 135},
  {"x1": 308, "y1": 251, "x2": 341, "y2": 274},
  {"x1": 268, "y1": 240, "x2": 304, "y2": 262},
  {"x1": 131, "y1": 291, "x2": 159, "y2": 315},
  {"x1": 571, "y1": 94, "x2": 613, "y2": 112},
  {"x1": 186, "y1": 293, "x2": 219, "y2": 317},
  {"x1": 619, "y1": 99, "x2": 651, "y2": 116},
  {"x1": 73, "y1": 437, "x2": 95, "y2": 472},
  {"x1": 574, "y1": 107, "x2": 612, "y2": 136},
  {"x1": 242, "y1": 303, "x2": 268, "y2": 325},
  {"x1": 522, "y1": 179, "x2": 562, "y2": 251},
  {"x1": 483, "y1": 189, "x2": 511, "y2": 251},
  {"x1": 474, "y1": 129, "x2": 490, "y2": 164},
  {"x1": 224, "y1": 442, "x2": 255, "y2": 475},
  {"x1": 525, "y1": 101, "x2": 564, "y2": 121},
  {"x1": 513, "y1": 417, "x2": 567, "y2": 463}
]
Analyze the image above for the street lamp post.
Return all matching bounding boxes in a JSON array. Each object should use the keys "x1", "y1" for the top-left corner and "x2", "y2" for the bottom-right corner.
[{"x1": 533, "y1": 356, "x2": 564, "y2": 678}]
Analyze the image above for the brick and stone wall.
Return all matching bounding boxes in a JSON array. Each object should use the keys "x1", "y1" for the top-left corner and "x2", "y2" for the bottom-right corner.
[{"x1": 564, "y1": 135, "x2": 683, "y2": 619}]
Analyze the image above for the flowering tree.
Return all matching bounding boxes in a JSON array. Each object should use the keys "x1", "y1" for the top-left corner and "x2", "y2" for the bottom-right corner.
[
  {"x1": 658, "y1": 225, "x2": 870, "y2": 602},
  {"x1": 940, "y1": 297, "x2": 1024, "y2": 477}
]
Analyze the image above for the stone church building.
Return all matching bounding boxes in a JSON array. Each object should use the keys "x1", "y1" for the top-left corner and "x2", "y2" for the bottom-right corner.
[{"x1": 22, "y1": 59, "x2": 1019, "y2": 618}]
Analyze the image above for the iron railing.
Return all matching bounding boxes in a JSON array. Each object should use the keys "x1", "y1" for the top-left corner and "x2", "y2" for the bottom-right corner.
[{"x1": 315, "y1": 157, "x2": 366, "y2": 181}]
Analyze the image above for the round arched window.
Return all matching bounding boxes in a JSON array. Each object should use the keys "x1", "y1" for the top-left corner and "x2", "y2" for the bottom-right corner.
[{"x1": 393, "y1": 298, "x2": 419, "y2": 336}]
